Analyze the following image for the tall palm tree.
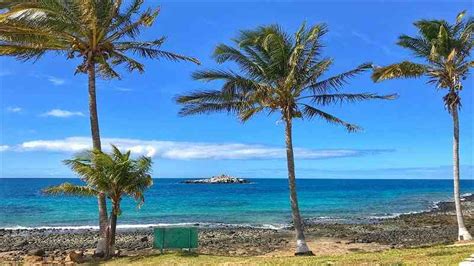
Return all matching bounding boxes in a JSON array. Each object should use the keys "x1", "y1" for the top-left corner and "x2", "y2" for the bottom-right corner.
[
  {"x1": 372, "y1": 11, "x2": 473, "y2": 241},
  {"x1": 176, "y1": 23, "x2": 396, "y2": 255},
  {"x1": 0, "y1": 0, "x2": 198, "y2": 253},
  {"x1": 44, "y1": 145, "x2": 153, "y2": 258}
]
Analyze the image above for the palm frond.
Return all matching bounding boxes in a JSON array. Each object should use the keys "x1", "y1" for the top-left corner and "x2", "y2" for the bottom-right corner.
[
  {"x1": 372, "y1": 61, "x2": 428, "y2": 82},
  {"x1": 116, "y1": 39, "x2": 200, "y2": 64},
  {"x1": 110, "y1": 51, "x2": 145, "y2": 73},
  {"x1": 397, "y1": 35, "x2": 432, "y2": 58},
  {"x1": 302, "y1": 104, "x2": 361, "y2": 132},
  {"x1": 106, "y1": 7, "x2": 159, "y2": 42},
  {"x1": 239, "y1": 106, "x2": 265, "y2": 122},
  {"x1": 213, "y1": 44, "x2": 265, "y2": 77},
  {"x1": 176, "y1": 90, "x2": 244, "y2": 116},
  {"x1": 97, "y1": 59, "x2": 121, "y2": 79},
  {"x1": 192, "y1": 69, "x2": 261, "y2": 94},
  {"x1": 0, "y1": 43, "x2": 48, "y2": 60},
  {"x1": 308, "y1": 63, "x2": 372, "y2": 92},
  {"x1": 43, "y1": 183, "x2": 98, "y2": 197},
  {"x1": 304, "y1": 93, "x2": 398, "y2": 106}
]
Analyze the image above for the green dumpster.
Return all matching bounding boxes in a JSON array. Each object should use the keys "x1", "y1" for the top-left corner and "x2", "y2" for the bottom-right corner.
[{"x1": 153, "y1": 227, "x2": 198, "y2": 252}]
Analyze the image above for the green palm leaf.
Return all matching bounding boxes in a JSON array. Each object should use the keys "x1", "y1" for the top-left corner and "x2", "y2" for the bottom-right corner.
[
  {"x1": 43, "y1": 183, "x2": 98, "y2": 197},
  {"x1": 305, "y1": 93, "x2": 398, "y2": 106},
  {"x1": 0, "y1": 0, "x2": 200, "y2": 76},
  {"x1": 301, "y1": 104, "x2": 361, "y2": 132},
  {"x1": 372, "y1": 61, "x2": 428, "y2": 82},
  {"x1": 308, "y1": 63, "x2": 373, "y2": 92}
]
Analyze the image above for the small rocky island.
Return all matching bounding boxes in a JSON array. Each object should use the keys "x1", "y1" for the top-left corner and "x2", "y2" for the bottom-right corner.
[{"x1": 182, "y1": 174, "x2": 250, "y2": 184}]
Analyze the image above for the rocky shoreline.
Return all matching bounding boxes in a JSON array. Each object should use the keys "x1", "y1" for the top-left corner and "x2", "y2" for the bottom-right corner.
[{"x1": 0, "y1": 195, "x2": 472, "y2": 263}]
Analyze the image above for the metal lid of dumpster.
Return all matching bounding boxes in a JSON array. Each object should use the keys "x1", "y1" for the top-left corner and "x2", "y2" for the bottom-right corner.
[{"x1": 153, "y1": 227, "x2": 198, "y2": 250}]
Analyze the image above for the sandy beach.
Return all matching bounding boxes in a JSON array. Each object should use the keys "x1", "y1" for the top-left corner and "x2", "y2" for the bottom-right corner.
[{"x1": 0, "y1": 195, "x2": 472, "y2": 264}]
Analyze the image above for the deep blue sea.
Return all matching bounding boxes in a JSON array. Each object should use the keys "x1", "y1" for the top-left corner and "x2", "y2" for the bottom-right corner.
[{"x1": 0, "y1": 178, "x2": 473, "y2": 229}]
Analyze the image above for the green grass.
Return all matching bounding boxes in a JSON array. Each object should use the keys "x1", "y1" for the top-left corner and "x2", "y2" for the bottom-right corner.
[{"x1": 104, "y1": 244, "x2": 473, "y2": 265}]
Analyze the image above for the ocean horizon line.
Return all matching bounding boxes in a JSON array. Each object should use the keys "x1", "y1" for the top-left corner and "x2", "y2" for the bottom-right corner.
[{"x1": 1, "y1": 177, "x2": 473, "y2": 180}]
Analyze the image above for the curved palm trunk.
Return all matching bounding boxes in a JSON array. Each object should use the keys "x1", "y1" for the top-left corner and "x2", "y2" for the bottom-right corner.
[
  {"x1": 452, "y1": 107, "x2": 472, "y2": 241},
  {"x1": 106, "y1": 201, "x2": 119, "y2": 259},
  {"x1": 284, "y1": 114, "x2": 313, "y2": 256},
  {"x1": 87, "y1": 62, "x2": 109, "y2": 254}
]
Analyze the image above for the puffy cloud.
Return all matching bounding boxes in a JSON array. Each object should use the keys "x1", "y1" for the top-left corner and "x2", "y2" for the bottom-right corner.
[
  {"x1": 13, "y1": 136, "x2": 391, "y2": 160},
  {"x1": 6, "y1": 106, "x2": 22, "y2": 113},
  {"x1": 41, "y1": 109, "x2": 84, "y2": 118},
  {"x1": 0, "y1": 145, "x2": 9, "y2": 152}
]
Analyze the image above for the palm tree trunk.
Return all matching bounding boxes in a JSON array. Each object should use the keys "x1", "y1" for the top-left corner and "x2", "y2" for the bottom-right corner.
[
  {"x1": 106, "y1": 202, "x2": 119, "y2": 258},
  {"x1": 283, "y1": 113, "x2": 313, "y2": 256},
  {"x1": 87, "y1": 61, "x2": 109, "y2": 254},
  {"x1": 452, "y1": 106, "x2": 472, "y2": 241}
]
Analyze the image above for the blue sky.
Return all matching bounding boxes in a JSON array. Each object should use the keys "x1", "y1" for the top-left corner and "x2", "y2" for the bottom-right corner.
[{"x1": 0, "y1": 1, "x2": 473, "y2": 179}]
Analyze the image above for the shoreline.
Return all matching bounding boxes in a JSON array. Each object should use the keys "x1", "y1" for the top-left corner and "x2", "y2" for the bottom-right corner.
[
  {"x1": 2, "y1": 193, "x2": 472, "y2": 232},
  {"x1": 0, "y1": 195, "x2": 472, "y2": 262}
]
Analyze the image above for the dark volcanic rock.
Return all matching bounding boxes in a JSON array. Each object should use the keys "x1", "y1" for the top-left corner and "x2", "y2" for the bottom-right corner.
[
  {"x1": 14, "y1": 240, "x2": 28, "y2": 248},
  {"x1": 433, "y1": 194, "x2": 474, "y2": 213},
  {"x1": 28, "y1": 249, "x2": 45, "y2": 256}
]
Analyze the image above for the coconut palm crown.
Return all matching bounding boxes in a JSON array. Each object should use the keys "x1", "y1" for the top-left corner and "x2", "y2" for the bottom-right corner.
[
  {"x1": 372, "y1": 11, "x2": 473, "y2": 241},
  {"x1": 0, "y1": 0, "x2": 199, "y2": 77},
  {"x1": 176, "y1": 22, "x2": 396, "y2": 255},
  {"x1": 177, "y1": 23, "x2": 395, "y2": 128},
  {"x1": 44, "y1": 145, "x2": 153, "y2": 258},
  {"x1": 372, "y1": 11, "x2": 472, "y2": 112}
]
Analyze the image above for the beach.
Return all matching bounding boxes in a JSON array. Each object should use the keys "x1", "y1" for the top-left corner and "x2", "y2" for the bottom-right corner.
[{"x1": 1, "y1": 194, "x2": 472, "y2": 263}]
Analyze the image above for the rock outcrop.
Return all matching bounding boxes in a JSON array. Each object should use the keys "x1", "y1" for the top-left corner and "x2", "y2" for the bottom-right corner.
[{"x1": 182, "y1": 174, "x2": 250, "y2": 184}]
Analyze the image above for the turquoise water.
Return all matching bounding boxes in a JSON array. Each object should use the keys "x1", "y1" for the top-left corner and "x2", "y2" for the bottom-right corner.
[{"x1": 0, "y1": 178, "x2": 472, "y2": 229}]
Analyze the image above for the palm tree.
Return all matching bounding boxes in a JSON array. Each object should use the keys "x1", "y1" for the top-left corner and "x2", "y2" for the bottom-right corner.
[
  {"x1": 0, "y1": 0, "x2": 199, "y2": 253},
  {"x1": 176, "y1": 23, "x2": 396, "y2": 255},
  {"x1": 44, "y1": 145, "x2": 153, "y2": 258},
  {"x1": 0, "y1": 0, "x2": 38, "y2": 9},
  {"x1": 372, "y1": 11, "x2": 473, "y2": 241}
]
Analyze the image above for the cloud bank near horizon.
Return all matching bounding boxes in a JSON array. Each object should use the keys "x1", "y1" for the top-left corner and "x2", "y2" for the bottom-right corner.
[{"x1": 2, "y1": 136, "x2": 392, "y2": 160}]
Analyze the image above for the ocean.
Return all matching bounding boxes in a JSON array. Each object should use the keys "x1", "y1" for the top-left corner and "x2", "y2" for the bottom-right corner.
[{"x1": 0, "y1": 178, "x2": 472, "y2": 230}]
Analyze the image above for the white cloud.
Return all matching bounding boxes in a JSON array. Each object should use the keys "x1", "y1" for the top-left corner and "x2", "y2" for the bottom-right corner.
[
  {"x1": 47, "y1": 76, "x2": 66, "y2": 86},
  {"x1": 12, "y1": 136, "x2": 391, "y2": 160},
  {"x1": 6, "y1": 106, "x2": 22, "y2": 113},
  {"x1": 41, "y1": 109, "x2": 84, "y2": 118},
  {"x1": 0, "y1": 145, "x2": 9, "y2": 152}
]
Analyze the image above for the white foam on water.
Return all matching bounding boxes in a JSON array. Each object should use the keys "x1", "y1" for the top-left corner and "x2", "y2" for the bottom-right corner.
[{"x1": 2, "y1": 222, "x2": 288, "y2": 231}]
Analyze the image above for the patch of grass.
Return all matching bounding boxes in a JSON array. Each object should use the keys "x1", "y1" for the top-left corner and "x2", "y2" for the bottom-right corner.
[
  {"x1": 104, "y1": 245, "x2": 472, "y2": 266},
  {"x1": 426, "y1": 250, "x2": 455, "y2": 256}
]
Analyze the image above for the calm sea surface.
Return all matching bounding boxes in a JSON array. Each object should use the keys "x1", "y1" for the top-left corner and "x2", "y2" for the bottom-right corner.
[{"x1": 0, "y1": 178, "x2": 473, "y2": 229}]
